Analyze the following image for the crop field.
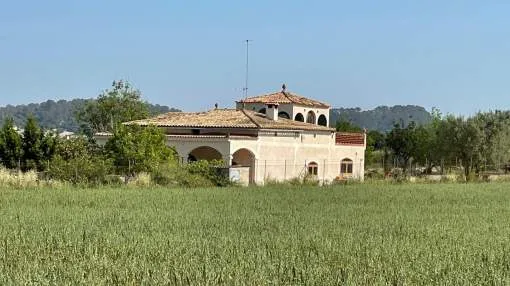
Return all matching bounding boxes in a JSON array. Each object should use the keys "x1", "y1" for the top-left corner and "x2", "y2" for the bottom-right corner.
[{"x1": 1, "y1": 183, "x2": 510, "y2": 284}]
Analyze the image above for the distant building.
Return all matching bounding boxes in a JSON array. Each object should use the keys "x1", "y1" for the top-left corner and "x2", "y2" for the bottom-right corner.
[{"x1": 95, "y1": 85, "x2": 366, "y2": 185}]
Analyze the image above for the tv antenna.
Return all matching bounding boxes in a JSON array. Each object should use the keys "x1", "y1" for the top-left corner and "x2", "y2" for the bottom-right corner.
[{"x1": 243, "y1": 40, "x2": 252, "y2": 99}]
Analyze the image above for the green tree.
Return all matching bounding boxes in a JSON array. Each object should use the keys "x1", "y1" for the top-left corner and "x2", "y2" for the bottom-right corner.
[
  {"x1": 104, "y1": 124, "x2": 176, "y2": 176},
  {"x1": 48, "y1": 137, "x2": 113, "y2": 185},
  {"x1": 21, "y1": 116, "x2": 43, "y2": 171},
  {"x1": 386, "y1": 121, "x2": 419, "y2": 172},
  {"x1": 367, "y1": 130, "x2": 385, "y2": 150},
  {"x1": 335, "y1": 118, "x2": 362, "y2": 132},
  {"x1": 0, "y1": 118, "x2": 22, "y2": 169},
  {"x1": 76, "y1": 80, "x2": 150, "y2": 134},
  {"x1": 436, "y1": 116, "x2": 482, "y2": 179}
]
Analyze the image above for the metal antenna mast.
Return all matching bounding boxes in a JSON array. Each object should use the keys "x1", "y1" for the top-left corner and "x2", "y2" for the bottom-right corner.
[{"x1": 243, "y1": 40, "x2": 252, "y2": 99}]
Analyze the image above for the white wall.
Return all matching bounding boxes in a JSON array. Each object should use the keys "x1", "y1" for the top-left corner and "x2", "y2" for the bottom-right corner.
[{"x1": 231, "y1": 131, "x2": 365, "y2": 184}]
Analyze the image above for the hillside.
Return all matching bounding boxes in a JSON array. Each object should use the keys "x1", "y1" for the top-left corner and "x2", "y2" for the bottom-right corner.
[
  {"x1": 0, "y1": 99, "x2": 180, "y2": 132},
  {"x1": 0, "y1": 100, "x2": 430, "y2": 133},
  {"x1": 330, "y1": 105, "x2": 432, "y2": 132}
]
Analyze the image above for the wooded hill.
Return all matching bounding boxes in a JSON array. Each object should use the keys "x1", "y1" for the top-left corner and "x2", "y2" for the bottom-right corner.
[
  {"x1": 0, "y1": 99, "x2": 180, "y2": 132},
  {"x1": 0, "y1": 99, "x2": 431, "y2": 133},
  {"x1": 330, "y1": 105, "x2": 432, "y2": 132}
]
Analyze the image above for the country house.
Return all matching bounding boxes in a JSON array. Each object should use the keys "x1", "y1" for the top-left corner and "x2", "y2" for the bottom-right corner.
[{"x1": 96, "y1": 85, "x2": 366, "y2": 185}]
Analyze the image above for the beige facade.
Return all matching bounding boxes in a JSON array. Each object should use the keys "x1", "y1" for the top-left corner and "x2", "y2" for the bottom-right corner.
[
  {"x1": 97, "y1": 87, "x2": 366, "y2": 185},
  {"x1": 156, "y1": 129, "x2": 363, "y2": 185}
]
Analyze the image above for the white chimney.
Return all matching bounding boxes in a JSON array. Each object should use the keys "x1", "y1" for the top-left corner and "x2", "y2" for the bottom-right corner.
[{"x1": 266, "y1": 103, "x2": 279, "y2": 121}]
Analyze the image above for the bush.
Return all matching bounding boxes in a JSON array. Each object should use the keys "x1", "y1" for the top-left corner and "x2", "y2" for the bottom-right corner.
[
  {"x1": 47, "y1": 155, "x2": 114, "y2": 186},
  {"x1": 183, "y1": 160, "x2": 232, "y2": 187},
  {"x1": 151, "y1": 160, "x2": 233, "y2": 188}
]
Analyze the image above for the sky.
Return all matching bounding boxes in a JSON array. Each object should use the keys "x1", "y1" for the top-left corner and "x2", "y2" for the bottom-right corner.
[{"x1": 1, "y1": 0, "x2": 510, "y2": 115}]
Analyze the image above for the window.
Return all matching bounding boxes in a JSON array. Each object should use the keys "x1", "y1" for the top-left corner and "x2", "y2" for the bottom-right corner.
[
  {"x1": 258, "y1": 108, "x2": 266, "y2": 114},
  {"x1": 308, "y1": 162, "x2": 318, "y2": 176},
  {"x1": 306, "y1": 111, "x2": 316, "y2": 124},
  {"x1": 340, "y1": 159, "x2": 353, "y2": 175},
  {"x1": 278, "y1": 111, "x2": 290, "y2": 119},
  {"x1": 318, "y1": 114, "x2": 327, "y2": 126},
  {"x1": 295, "y1": 113, "x2": 304, "y2": 122}
]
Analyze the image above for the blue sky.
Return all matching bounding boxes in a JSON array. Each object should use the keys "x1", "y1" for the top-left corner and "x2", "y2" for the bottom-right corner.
[{"x1": 1, "y1": 1, "x2": 510, "y2": 115}]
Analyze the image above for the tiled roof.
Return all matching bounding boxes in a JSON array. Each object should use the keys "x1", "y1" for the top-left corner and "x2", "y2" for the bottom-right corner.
[
  {"x1": 335, "y1": 132, "x2": 365, "y2": 146},
  {"x1": 124, "y1": 109, "x2": 334, "y2": 131},
  {"x1": 238, "y1": 91, "x2": 330, "y2": 108}
]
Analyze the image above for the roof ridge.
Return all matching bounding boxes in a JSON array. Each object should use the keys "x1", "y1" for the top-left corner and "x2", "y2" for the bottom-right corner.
[
  {"x1": 282, "y1": 91, "x2": 298, "y2": 104},
  {"x1": 240, "y1": 109, "x2": 261, "y2": 128}
]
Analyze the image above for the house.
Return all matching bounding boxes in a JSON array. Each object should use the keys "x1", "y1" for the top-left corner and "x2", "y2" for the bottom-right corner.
[{"x1": 95, "y1": 85, "x2": 366, "y2": 185}]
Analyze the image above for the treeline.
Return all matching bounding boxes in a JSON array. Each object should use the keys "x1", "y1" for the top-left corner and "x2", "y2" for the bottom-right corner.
[
  {"x1": 0, "y1": 96, "x2": 180, "y2": 133},
  {"x1": 339, "y1": 108, "x2": 510, "y2": 180},
  {"x1": 0, "y1": 81, "x2": 227, "y2": 188}
]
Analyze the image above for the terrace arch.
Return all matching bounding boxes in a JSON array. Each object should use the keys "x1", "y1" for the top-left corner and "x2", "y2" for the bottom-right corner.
[
  {"x1": 232, "y1": 148, "x2": 256, "y2": 184},
  {"x1": 188, "y1": 146, "x2": 223, "y2": 162}
]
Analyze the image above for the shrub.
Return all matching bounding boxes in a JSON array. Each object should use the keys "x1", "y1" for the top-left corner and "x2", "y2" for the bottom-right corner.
[
  {"x1": 184, "y1": 160, "x2": 232, "y2": 187},
  {"x1": 47, "y1": 155, "x2": 114, "y2": 186},
  {"x1": 127, "y1": 172, "x2": 152, "y2": 187}
]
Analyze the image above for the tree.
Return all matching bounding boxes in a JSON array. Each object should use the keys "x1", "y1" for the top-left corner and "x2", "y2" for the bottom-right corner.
[
  {"x1": 367, "y1": 130, "x2": 385, "y2": 150},
  {"x1": 336, "y1": 118, "x2": 362, "y2": 132},
  {"x1": 436, "y1": 116, "x2": 482, "y2": 179},
  {"x1": 386, "y1": 121, "x2": 419, "y2": 172},
  {"x1": 0, "y1": 118, "x2": 22, "y2": 169},
  {"x1": 48, "y1": 137, "x2": 113, "y2": 185},
  {"x1": 76, "y1": 80, "x2": 150, "y2": 134},
  {"x1": 21, "y1": 116, "x2": 43, "y2": 171},
  {"x1": 104, "y1": 124, "x2": 176, "y2": 176}
]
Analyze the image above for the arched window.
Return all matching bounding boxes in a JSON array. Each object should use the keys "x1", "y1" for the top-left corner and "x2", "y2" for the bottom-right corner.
[
  {"x1": 308, "y1": 161, "x2": 318, "y2": 176},
  {"x1": 340, "y1": 159, "x2": 353, "y2": 176},
  {"x1": 278, "y1": 111, "x2": 290, "y2": 119},
  {"x1": 258, "y1": 108, "x2": 266, "y2": 114},
  {"x1": 295, "y1": 113, "x2": 304, "y2": 122},
  {"x1": 318, "y1": 114, "x2": 327, "y2": 126},
  {"x1": 306, "y1": 111, "x2": 316, "y2": 124}
]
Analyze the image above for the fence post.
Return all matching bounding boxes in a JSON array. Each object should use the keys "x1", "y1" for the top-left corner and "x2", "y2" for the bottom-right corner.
[
  {"x1": 323, "y1": 159, "x2": 326, "y2": 183},
  {"x1": 284, "y1": 160, "x2": 287, "y2": 180},
  {"x1": 264, "y1": 160, "x2": 267, "y2": 184}
]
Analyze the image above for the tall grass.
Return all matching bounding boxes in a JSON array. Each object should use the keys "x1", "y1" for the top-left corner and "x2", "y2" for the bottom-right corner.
[{"x1": 1, "y1": 183, "x2": 510, "y2": 284}]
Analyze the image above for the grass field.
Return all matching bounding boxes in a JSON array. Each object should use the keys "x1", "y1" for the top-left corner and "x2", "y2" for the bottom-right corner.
[{"x1": 1, "y1": 183, "x2": 510, "y2": 284}]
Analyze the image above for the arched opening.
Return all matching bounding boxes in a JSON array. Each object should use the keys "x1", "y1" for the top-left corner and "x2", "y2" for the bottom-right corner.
[
  {"x1": 318, "y1": 114, "x2": 327, "y2": 126},
  {"x1": 278, "y1": 111, "x2": 290, "y2": 119},
  {"x1": 258, "y1": 108, "x2": 266, "y2": 114},
  {"x1": 308, "y1": 161, "x2": 318, "y2": 176},
  {"x1": 295, "y1": 113, "x2": 304, "y2": 122},
  {"x1": 340, "y1": 158, "x2": 353, "y2": 177},
  {"x1": 306, "y1": 111, "x2": 316, "y2": 124},
  {"x1": 188, "y1": 146, "x2": 223, "y2": 162},
  {"x1": 232, "y1": 148, "x2": 256, "y2": 184}
]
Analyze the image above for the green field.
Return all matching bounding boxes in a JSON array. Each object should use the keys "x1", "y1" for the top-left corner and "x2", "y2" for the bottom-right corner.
[{"x1": 1, "y1": 183, "x2": 510, "y2": 284}]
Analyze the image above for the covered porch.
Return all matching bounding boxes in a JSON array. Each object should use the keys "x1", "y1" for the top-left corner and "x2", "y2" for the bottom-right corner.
[{"x1": 168, "y1": 135, "x2": 258, "y2": 186}]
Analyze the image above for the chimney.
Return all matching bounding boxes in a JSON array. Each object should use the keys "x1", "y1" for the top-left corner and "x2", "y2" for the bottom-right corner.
[{"x1": 266, "y1": 103, "x2": 279, "y2": 121}]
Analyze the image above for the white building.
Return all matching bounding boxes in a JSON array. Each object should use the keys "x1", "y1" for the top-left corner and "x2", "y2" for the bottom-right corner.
[{"x1": 96, "y1": 86, "x2": 366, "y2": 185}]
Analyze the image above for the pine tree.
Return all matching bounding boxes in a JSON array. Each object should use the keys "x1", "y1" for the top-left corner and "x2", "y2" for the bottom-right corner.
[
  {"x1": 0, "y1": 118, "x2": 22, "y2": 169},
  {"x1": 22, "y1": 116, "x2": 43, "y2": 171}
]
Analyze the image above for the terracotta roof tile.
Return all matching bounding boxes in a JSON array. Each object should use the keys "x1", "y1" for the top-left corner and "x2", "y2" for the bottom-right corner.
[
  {"x1": 124, "y1": 109, "x2": 334, "y2": 131},
  {"x1": 238, "y1": 91, "x2": 330, "y2": 108},
  {"x1": 335, "y1": 132, "x2": 365, "y2": 146}
]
